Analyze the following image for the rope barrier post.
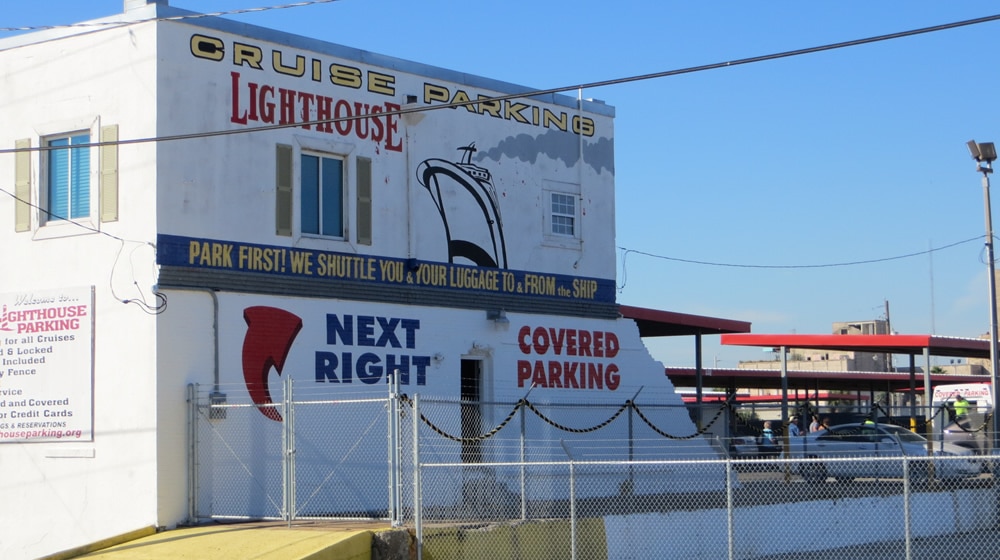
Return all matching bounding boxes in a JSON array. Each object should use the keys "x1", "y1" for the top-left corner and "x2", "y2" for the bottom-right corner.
[
  {"x1": 559, "y1": 440, "x2": 577, "y2": 560},
  {"x1": 627, "y1": 387, "x2": 643, "y2": 494},
  {"x1": 519, "y1": 383, "x2": 535, "y2": 520}
]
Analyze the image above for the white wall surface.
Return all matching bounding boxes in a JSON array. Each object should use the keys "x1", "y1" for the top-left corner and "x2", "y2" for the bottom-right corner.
[{"x1": 0, "y1": 18, "x2": 162, "y2": 560}]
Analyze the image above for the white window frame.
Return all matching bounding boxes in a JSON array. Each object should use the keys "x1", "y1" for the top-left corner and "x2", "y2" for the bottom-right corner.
[
  {"x1": 299, "y1": 150, "x2": 347, "y2": 240},
  {"x1": 542, "y1": 180, "x2": 583, "y2": 250},
  {"x1": 549, "y1": 192, "x2": 577, "y2": 237},
  {"x1": 33, "y1": 117, "x2": 100, "y2": 239},
  {"x1": 294, "y1": 137, "x2": 355, "y2": 245}
]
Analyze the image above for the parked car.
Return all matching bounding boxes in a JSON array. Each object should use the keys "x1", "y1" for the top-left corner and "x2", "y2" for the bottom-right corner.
[
  {"x1": 728, "y1": 434, "x2": 762, "y2": 459},
  {"x1": 788, "y1": 422, "x2": 981, "y2": 482}
]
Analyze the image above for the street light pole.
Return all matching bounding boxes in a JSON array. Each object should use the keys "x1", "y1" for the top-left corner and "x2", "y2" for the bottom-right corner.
[{"x1": 967, "y1": 140, "x2": 999, "y2": 451}]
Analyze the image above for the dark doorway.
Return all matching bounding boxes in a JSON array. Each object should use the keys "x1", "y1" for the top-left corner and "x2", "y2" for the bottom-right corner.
[{"x1": 460, "y1": 358, "x2": 483, "y2": 463}]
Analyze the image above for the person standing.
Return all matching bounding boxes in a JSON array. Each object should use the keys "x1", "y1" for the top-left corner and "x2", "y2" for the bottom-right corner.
[
  {"x1": 758, "y1": 420, "x2": 781, "y2": 460},
  {"x1": 954, "y1": 394, "x2": 970, "y2": 418},
  {"x1": 788, "y1": 416, "x2": 802, "y2": 437},
  {"x1": 809, "y1": 414, "x2": 821, "y2": 433}
]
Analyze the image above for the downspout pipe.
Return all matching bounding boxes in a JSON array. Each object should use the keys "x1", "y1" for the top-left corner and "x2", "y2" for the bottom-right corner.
[{"x1": 170, "y1": 287, "x2": 221, "y2": 394}]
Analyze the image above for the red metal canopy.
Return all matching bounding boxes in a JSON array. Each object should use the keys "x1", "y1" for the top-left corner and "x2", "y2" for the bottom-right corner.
[
  {"x1": 665, "y1": 366, "x2": 989, "y2": 392},
  {"x1": 619, "y1": 305, "x2": 751, "y2": 337},
  {"x1": 720, "y1": 333, "x2": 990, "y2": 360}
]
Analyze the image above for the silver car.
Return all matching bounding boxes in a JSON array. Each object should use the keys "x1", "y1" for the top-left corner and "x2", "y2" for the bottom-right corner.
[{"x1": 789, "y1": 423, "x2": 981, "y2": 482}]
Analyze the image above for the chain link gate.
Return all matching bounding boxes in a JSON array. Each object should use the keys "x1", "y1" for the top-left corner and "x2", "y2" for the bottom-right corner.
[{"x1": 189, "y1": 380, "x2": 396, "y2": 523}]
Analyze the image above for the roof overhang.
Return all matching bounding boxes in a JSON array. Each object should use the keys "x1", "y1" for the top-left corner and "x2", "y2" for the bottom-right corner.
[
  {"x1": 665, "y1": 367, "x2": 990, "y2": 392},
  {"x1": 720, "y1": 333, "x2": 990, "y2": 360},
  {"x1": 619, "y1": 305, "x2": 751, "y2": 337}
]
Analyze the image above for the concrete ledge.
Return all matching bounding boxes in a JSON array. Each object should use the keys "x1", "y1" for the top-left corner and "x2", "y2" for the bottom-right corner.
[
  {"x1": 71, "y1": 523, "x2": 380, "y2": 560},
  {"x1": 41, "y1": 526, "x2": 158, "y2": 560}
]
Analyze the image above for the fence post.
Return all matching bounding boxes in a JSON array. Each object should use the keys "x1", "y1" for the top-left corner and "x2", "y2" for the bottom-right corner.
[
  {"x1": 284, "y1": 374, "x2": 295, "y2": 525},
  {"x1": 388, "y1": 369, "x2": 402, "y2": 526},
  {"x1": 726, "y1": 459, "x2": 734, "y2": 560},
  {"x1": 187, "y1": 383, "x2": 198, "y2": 523},
  {"x1": 413, "y1": 393, "x2": 423, "y2": 560},
  {"x1": 902, "y1": 457, "x2": 912, "y2": 560},
  {"x1": 559, "y1": 440, "x2": 577, "y2": 560},
  {"x1": 519, "y1": 401, "x2": 527, "y2": 520}
]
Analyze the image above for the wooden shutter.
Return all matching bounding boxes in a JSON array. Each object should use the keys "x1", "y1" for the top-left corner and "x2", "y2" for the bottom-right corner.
[
  {"x1": 356, "y1": 156, "x2": 372, "y2": 245},
  {"x1": 275, "y1": 144, "x2": 293, "y2": 236},
  {"x1": 14, "y1": 138, "x2": 31, "y2": 232},
  {"x1": 100, "y1": 125, "x2": 119, "y2": 222}
]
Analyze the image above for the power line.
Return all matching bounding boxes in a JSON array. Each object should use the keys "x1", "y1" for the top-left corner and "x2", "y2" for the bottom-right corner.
[
  {"x1": 0, "y1": 0, "x2": 342, "y2": 33},
  {"x1": 618, "y1": 236, "x2": 983, "y2": 270},
  {"x1": 3, "y1": 12, "x2": 1000, "y2": 155}
]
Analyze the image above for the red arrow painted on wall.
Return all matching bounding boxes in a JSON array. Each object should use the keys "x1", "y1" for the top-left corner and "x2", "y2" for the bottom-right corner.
[{"x1": 242, "y1": 306, "x2": 303, "y2": 422}]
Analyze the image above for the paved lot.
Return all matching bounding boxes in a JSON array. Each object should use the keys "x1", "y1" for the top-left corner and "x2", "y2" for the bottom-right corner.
[{"x1": 754, "y1": 528, "x2": 1000, "y2": 560}]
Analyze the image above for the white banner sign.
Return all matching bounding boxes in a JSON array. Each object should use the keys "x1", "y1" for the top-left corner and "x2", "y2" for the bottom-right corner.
[{"x1": 0, "y1": 286, "x2": 93, "y2": 443}]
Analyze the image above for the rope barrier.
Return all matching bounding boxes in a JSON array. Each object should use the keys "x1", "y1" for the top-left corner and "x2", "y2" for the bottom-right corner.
[
  {"x1": 522, "y1": 400, "x2": 628, "y2": 434},
  {"x1": 398, "y1": 394, "x2": 734, "y2": 443},
  {"x1": 630, "y1": 399, "x2": 730, "y2": 440}
]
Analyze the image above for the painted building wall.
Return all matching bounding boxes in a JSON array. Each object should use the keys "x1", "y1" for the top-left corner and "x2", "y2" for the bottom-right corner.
[
  {"x1": 153, "y1": 20, "x2": 617, "y2": 279},
  {"x1": 0, "y1": 11, "x2": 163, "y2": 560}
]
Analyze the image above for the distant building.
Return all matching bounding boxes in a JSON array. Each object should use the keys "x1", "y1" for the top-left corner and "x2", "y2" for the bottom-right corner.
[{"x1": 738, "y1": 320, "x2": 892, "y2": 373}]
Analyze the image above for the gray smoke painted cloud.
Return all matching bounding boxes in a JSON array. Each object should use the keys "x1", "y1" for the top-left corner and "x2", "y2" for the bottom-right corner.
[{"x1": 474, "y1": 129, "x2": 615, "y2": 175}]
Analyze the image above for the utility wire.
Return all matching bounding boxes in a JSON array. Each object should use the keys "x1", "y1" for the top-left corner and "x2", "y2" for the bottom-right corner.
[
  {"x1": 618, "y1": 235, "x2": 984, "y2": 270},
  {"x1": 0, "y1": 0, "x2": 342, "y2": 32},
  {"x1": 3, "y1": 12, "x2": 1000, "y2": 155}
]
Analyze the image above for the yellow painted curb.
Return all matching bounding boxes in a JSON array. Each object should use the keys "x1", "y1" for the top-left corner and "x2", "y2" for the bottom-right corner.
[
  {"x1": 75, "y1": 524, "x2": 375, "y2": 560},
  {"x1": 40, "y1": 525, "x2": 158, "y2": 560}
]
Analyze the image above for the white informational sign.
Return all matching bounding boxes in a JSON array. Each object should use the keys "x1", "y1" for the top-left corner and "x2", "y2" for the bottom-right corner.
[{"x1": 0, "y1": 286, "x2": 94, "y2": 443}]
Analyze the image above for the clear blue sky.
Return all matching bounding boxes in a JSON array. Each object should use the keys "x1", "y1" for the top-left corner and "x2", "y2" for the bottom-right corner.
[{"x1": 6, "y1": 1, "x2": 1000, "y2": 369}]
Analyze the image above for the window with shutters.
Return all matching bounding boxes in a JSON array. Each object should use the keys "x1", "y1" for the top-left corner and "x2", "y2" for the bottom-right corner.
[
  {"x1": 44, "y1": 132, "x2": 91, "y2": 223},
  {"x1": 300, "y1": 151, "x2": 345, "y2": 238},
  {"x1": 275, "y1": 144, "x2": 369, "y2": 242},
  {"x1": 16, "y1": 121, "x2": 115, "y2": 235}
]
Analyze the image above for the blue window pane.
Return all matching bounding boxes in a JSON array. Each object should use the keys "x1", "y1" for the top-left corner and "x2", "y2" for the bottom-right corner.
[
  {"x1": 70, "y1": 134, "x2": 90, "y2": 219},
  {"x1": 301, "y1": 154, "x2": 319, "y2": 234},
  {"x1": 300, "y1": 153, "x2": 344, "y2": 238},
  {"x1": 320, "y1": 157, "x2": 343, "y2": 237},
  {"x1": 49, "y1": 138, "x2": 70, "y2": 220},
  {"x1": 47, "y1": 134, "x2": 90, "y2": 222}
]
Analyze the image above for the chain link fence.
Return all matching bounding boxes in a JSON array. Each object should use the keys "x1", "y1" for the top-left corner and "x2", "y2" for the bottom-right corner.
[{"x1": 189, "y1": 381, "x2": 1000, "y2": 559}]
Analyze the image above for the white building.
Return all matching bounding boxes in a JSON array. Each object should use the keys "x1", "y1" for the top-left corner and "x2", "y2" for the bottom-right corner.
[{"x1": 0, "y1": 2, "x2": 744, "y2": 558}]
